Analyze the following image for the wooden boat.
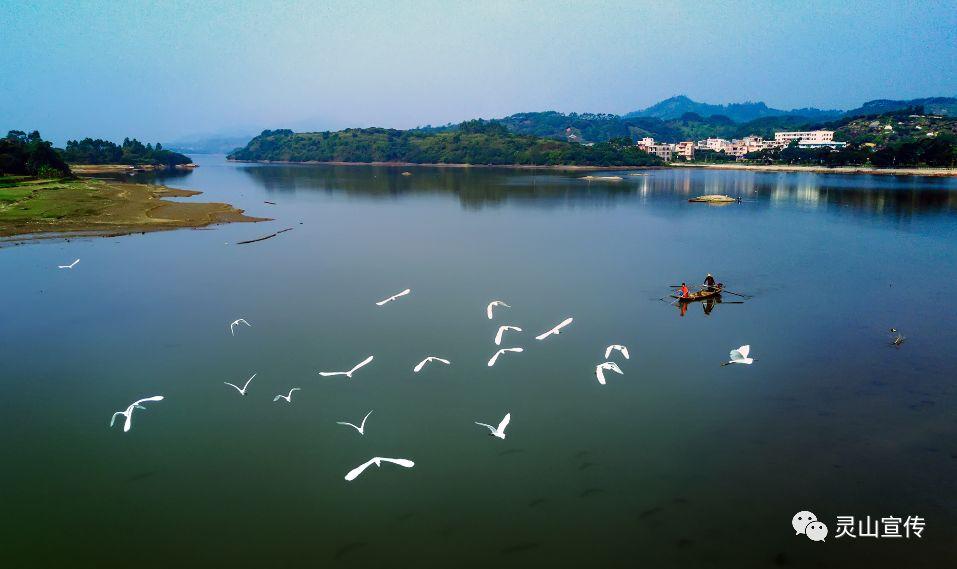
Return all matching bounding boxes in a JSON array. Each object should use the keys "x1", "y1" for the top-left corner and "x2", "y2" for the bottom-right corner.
[
  {"x1": 689, "y1": 194, "x2": 737, "y2": 203},
  {"x1": 671, "y1": 285, "x2": 723, "y2": 302}
]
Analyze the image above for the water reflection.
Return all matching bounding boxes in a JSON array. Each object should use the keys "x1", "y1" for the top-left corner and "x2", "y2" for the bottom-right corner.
[{"x1": 229, "y1": 162, "x2": 957, "y2": 216}]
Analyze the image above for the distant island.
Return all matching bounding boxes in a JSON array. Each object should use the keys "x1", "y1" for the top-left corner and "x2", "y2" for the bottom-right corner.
[
  {"x1": 228, "y1": 120, "x2": 663, "y2": 167},
  {"x1": 0, "y1": 130, "x2": 260, "y2": 243}
]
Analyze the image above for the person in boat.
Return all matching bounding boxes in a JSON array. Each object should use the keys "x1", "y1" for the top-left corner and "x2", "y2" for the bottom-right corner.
[
  {"x1": 703, "y1": 273, "x2": 716, "y2": 292},
  {"x1": 680, "y1": 282, "x2": 690, "y2": 298}
]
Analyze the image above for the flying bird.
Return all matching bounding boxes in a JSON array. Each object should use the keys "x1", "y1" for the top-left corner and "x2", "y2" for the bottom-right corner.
[
  {"x1": 535, "y1": 317, "x2": 574, "y2": 340},
  {"x1": 344, "y1": 457, "x2": 415, "y2": 481},
  {"x1": 57, "y1": 259, "x2": 80, "y2": 269},
  {"x1": 110, "y1": 396, "x2": 164, "y2": 433},
  {"x1": 319, "y1": 355, "x2": 375, "y2": 378},
  {"x1": 273, "y1": 388, "x2": 301, "y2": 403},
  {"x1": 722, "y1": 345, "x2": 753, "y2": 366},
  {"x1": 494, "y1": 325, "x2": 522, "y2": 346},
  {"x1": 229, "y1": 318, "x2": 251, "y2": 336},
  {"x1": 604, "y1": 344, "x2": 630, "y2": 360},
  {"x1": 487, "y1": 347, "x2": 523, "y2": 367},
  {"x1": 474, "y1": 412, "x2": 511, "y2": 439},
  {"x1": 376, "y1": 288, "x2": 411, "y2": 306},
  {"x1": 223, "y1": 373, "x2": 257, "y2": 395},
  {"x1": 336, "y1": 410, "x2": 373, "y2": 435},
  {"x1": 595, "y1": 361, "x2": 623, "y2": 385},
  {"x1": 486, "y1": 300, "x2": 511, "y2": 320},
  {"x1": 413, "y1": 356, "x2": 451, "y2": 373}
]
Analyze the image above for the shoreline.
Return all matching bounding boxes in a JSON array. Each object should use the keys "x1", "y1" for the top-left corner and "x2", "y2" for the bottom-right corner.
[
  {"x1": 0, "y1": 176, "x2": 265, "y2": 246},
  {"x1": 226, "y1": 158, "x2": 667, "y2": 171},
  {"x1": 671, "y1": 163, "x2": 957, "y2": 177},
  {"x1": 70, "y1": 163, "x2": 199, "y2": 174}
]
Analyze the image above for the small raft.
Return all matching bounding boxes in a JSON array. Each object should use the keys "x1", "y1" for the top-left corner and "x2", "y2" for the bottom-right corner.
[
  {"x1": 689, "y1": 194, "x2": 737, "y2": 203},
  {"x1": 671, "y1": 285, "x2": 723, "y2": 302}
]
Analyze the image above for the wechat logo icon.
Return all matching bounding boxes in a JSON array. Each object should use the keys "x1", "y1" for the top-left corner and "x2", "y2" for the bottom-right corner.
[{"x1": 793, "y1": 511, "x2": 828, "y2": 542}]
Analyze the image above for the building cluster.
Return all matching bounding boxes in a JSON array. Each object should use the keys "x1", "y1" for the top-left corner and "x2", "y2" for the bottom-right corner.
[{"x1": 635, "y1": 130, "x2": 846, "y2": 161}]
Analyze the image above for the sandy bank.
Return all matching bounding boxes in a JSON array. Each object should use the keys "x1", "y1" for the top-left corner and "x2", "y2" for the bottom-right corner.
[{"x1": 672, "y1": 163, "x2": 957, "y2": 177}]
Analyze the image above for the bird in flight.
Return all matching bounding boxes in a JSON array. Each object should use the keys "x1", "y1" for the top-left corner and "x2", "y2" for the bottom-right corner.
[
  {"x1": 494, "y1": 325, "x2": 522, "y2": 346},
  {"x1": 474, "y1": 412, "x2": 511, "y2": 439},
  {"x1": 319, "y1": 355, "x2": 375, "y2": 378},
  {"x1": 229, "y1": 318, "x2": 251, "y2": 336},
  {"x1": 57, "y1": 259, "x2": 80, "y2": 269},
  {"x1": 486, "y1": 300, "x2": 511, "y2": 320},
  {"x1": 604, "y1": 344, "x2": 630, "y2": 360},
  {"x1": 223, "y1": 373, "x2": 257, "y2": 395},
  {"x1": 535, "y1": 317, "x2": 574, "y2": 340},
  {"x1": 110, "y1": 395, "x2": 164, "y2": 433},
  {"x1": 487, "y1": 347, "x2": 523, "y2": 367},
  {"x1": 336, "y1": 410, "x2": 373, "y2": 435},
  {"x1": 413, "y1": 356, "x2": 451, "y2": 373},
  {"x1": 273, "y1": 388, "x2": 301, "y2": 403},
  {"x1": 722, "y1": 345, "x2": 753, "y2": 366},
  {"x1": 344, "y1": 457, "x2": 415, "y2": 481},
  {"x1": 595, "y1": 362, "x2": 623, "y2": 385},
  {"x1": 376, "y1": 288, "x2": 411, "y2": 306}
]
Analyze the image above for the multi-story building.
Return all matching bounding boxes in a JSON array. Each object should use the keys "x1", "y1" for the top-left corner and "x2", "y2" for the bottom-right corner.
[
  {"x1": 674, "y1": 141, "x2": 694, "y2": 160},
  {"x1": 637, "y1": 140, "x2": 675, "y2": 161},
  {"x1": 773, "y1": 130, "x2": 835, "y2": 145},
  {"x1": 696, "y1": 137, "x2": 733, "y2": 153}
]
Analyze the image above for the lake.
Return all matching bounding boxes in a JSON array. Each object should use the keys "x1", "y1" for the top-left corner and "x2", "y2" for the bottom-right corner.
[{"x1": 2, "y1": 155, "x2": 956, "y2": 568}]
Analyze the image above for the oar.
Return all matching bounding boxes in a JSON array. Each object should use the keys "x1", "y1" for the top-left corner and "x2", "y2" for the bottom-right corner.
[{"x1": 718, "y1": 289, "x2": 752, "y2": 299}]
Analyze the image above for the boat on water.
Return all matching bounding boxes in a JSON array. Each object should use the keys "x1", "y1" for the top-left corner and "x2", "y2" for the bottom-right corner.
[
  {"x1": 671, "y1": 285, "x2": 723, "y2": 302},
  {"x1": 688, "y1": 194, "x2": 738, "y2": 203}
]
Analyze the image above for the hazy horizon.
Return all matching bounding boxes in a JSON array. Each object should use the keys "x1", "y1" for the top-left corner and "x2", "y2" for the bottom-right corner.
[{"x1": 2, "y1": 0, "x2": 956, "y2": 145}]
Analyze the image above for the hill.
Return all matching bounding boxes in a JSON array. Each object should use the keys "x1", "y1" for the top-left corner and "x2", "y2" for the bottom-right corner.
[
  {"x1": 228, "y1": 121, "x2": 662, "y2": 167},
  {"x1": 495, "y1": 111, "x2": 821, "y2": 144},
  {"x1": 624, "y1": 95, "x2": 842, "y2": 123},
  {"x1": 843, "y1": 97, "x2": 957, "y2": 118}
]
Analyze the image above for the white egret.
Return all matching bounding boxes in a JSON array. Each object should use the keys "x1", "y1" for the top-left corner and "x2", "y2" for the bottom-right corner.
[
  {"x1": 413, "y1": 356, "x2": 451, "y2": 373},
  {"x1": 474, "y1": 412, "x2": 511, "y2": 439},
  {"x1": 319, "y1": 355, "x2": 375, "y2": 378},
  {"x1": 487, "y1": 347, "x2": 523, "y2": 367},
  {"x1": 722, "y1": 345, "x2": 753, "y2": 366},
  {"x1": 376, "y1": 288, "x2": 411, "y2": 306},
  {"x1": 110, "y1": 396, "x2": 164, "y2": 432},
  {"x1": 535, "y1": 317, "x2": 574, "y2": 340},
  {"x1": 57, "y1": 259, "x2": 80, "y2": 269},
  {"x1": 486, "y1": 300, "x2": 510, "y2": 320},
  {"x1": 604, "y1": 344, "x2": 630, "y2": 360},
  {"x1": 229, "y1": 318, "x2": 251, "y2": 336},
  {"x1": 273, "y1": 388, "x2": 301, "y2": 403},
  {"x1": 494, "y1": 325, "x2": 522, "y2": 346},
  {"x1": 223, "y1": 373, "x2": 257, "y2": 396},
  {"x1": 344, "y1": 457, "x2": 415, "y2": 481},
  {"x1": 336, "y1": 410, "x2": 373, "y2": 435},
  {"x1": 595, "y1": 361, "x2": 623, "y2": 385}
]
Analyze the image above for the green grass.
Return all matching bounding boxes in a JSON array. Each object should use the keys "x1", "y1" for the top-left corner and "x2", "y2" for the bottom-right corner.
[{"x1": 0, "y1": 177, "x2": 110, "y2": 222}]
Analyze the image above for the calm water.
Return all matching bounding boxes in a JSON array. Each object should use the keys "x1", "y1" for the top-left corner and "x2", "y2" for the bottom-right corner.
[{"x1": 2, "y1": 156, "x2": 956, "y2": 568}]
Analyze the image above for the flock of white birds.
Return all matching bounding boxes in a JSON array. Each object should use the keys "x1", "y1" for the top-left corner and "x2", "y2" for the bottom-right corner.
[{"x1": 90, "y1": 269, "x2": 754, "y2": 481}]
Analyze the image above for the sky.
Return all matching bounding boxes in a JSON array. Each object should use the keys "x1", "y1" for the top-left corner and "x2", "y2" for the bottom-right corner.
[{"x1": 2, "y1": 0, "x2": 956, "y2": 144}]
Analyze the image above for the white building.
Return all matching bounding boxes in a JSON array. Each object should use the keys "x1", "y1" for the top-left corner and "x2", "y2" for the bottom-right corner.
[{"x1": 773, "y1": 130, "x2": 835, "y2": 144}]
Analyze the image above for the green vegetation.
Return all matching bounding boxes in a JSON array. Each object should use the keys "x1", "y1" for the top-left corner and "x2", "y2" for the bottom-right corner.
[
  {"x1": 229, "y1": 121, "x2": 662, "y2": 167},
  {"x1": 493, "y1": 111, "x2": 825, "y2": 144},
  {"x1": 59, "y1": 137, "x2": 192, "y2": 167},
  {"x1": 0, "y1": 131, "x2": 72, "y2": 178},
  {"x1": 740, "y1": 112, "x2": 957, "y2": 168}
]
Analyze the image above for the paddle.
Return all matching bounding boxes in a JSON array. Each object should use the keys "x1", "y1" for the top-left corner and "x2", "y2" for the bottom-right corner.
[{"x1": 717, "y1": 289, "x2": 752, "y2": 299}]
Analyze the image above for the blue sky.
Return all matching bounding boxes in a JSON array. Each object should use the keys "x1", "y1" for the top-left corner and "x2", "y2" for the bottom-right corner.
[{"x1": 2, "y1": 0, "x2": 956, "y2": 144}]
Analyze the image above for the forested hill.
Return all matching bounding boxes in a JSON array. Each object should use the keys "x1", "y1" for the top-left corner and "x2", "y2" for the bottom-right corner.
[
  {"x1": 59, "y1": 137, "x2": 192, "y2": 167},
  {"x1": 228, "y1": 121, "x2": 662, "y2": 167},
  {"x1": 494, "y1": 111, "x2": 818, "y2": 144}
]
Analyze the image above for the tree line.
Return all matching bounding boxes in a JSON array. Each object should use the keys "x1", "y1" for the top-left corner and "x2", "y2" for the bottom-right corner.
[
  {"x1": 59, "y1": 137, "x2": 192, "y2": 166},
  {"x1": 229, "y1": 121, "x2": 663, "y2": 167}
]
